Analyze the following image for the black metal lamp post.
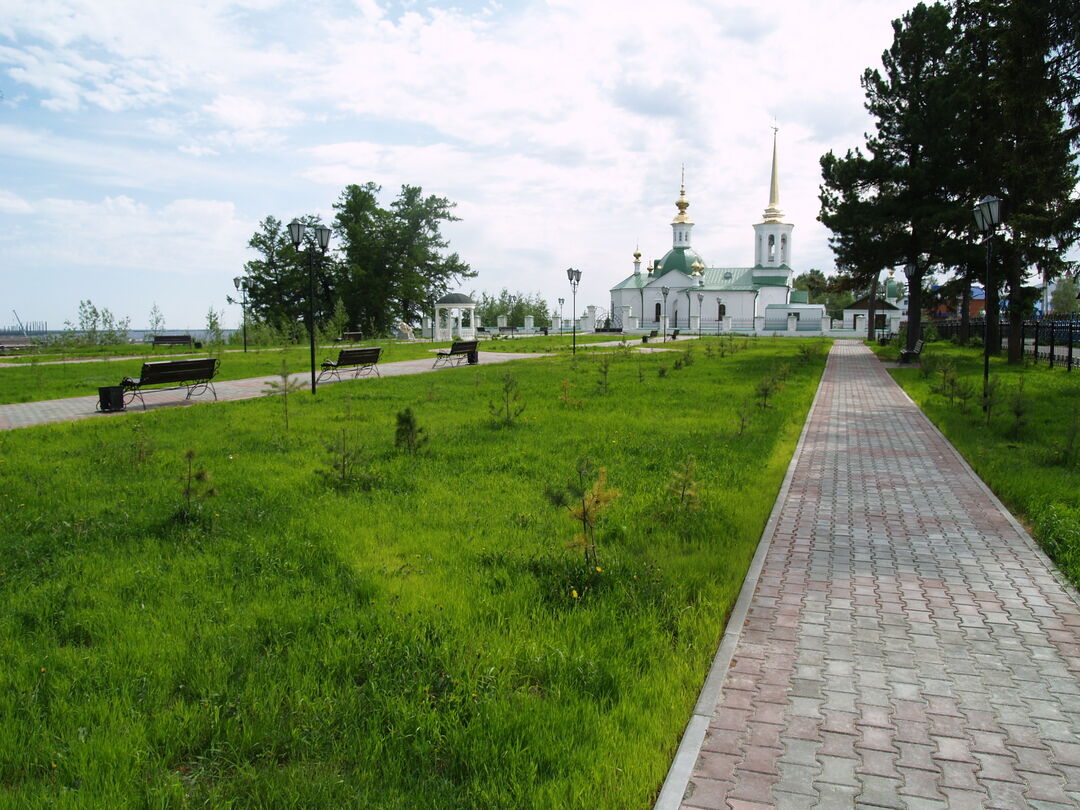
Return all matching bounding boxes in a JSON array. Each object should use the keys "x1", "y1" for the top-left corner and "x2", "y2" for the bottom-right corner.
[
  {"x1": 697, "y1": 292, "x2": 704, "y2": 337},
  {"x1": 287, "y1": 219, "x2": 332, "y2": 395},
  {"x1": 232, "y1": 276, "x2": 248, "y2": 353},
  {"x1": 558, "y1": 297, "x2": 564, "y2": 335},
  {"x1": 661, "y1": 286, "x2": 670, "y2": 342},
  {"x1": 974, "y1": 194, "x2": 1003, "y2": 402},
  {"x1": 566, "y1": 267, "x2": 581, "y2": 355},
  {"x1": 508, "y1": 295, "x2": 516, "y2": 336}
]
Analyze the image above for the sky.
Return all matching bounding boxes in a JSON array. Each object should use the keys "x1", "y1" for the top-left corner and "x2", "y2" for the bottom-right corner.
[{"x1": 0, "y1": 0, "x2": 923, "y2": 331}]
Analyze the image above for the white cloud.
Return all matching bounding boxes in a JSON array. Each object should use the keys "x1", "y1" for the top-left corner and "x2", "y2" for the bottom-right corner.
[{"x1": 0, "y1": 189, "x2": 32, "y2": 213}]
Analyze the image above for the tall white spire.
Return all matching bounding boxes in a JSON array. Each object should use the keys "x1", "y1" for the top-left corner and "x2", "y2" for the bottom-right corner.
[{"x1": 762, "y1": 126, "x2": 784, "y2": 223}]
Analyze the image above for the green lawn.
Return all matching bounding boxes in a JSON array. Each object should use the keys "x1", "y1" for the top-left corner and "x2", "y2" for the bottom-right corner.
[
  {"x1": 0, "y1": 337, "x2": 828, "y2": 808},
  {"x1": 0, "y1": 336, "x2": 627, "y2": 405},
  {"x1": 873, "y1": 340, "x2": 1080, "y2": 587}
]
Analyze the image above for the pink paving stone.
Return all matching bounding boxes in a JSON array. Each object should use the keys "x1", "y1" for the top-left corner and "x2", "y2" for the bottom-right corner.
[
  {"x1": 693, "y1": 753, "x2": 740, "y2": 782},
  {"x1": 726, "y1": 770, "x2": 780, "y2": 804},
  {"x1": 745, "y1": 722, "x2": 784, "y2": 750},
  {"x1": 738, "y1": 745, "x2": 782, "y2": 775},
  {"x1": 682, "y1": 777, "x2": 733, "y2": 810}
]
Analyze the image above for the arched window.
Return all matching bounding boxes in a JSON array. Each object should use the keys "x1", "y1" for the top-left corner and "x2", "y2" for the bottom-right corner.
[
  {"x1": 768, "y1": 234, "x2": 776, "y2": 263},
  {"x1": 780, "y1": 234, "x2": 787, "y2": 263},
  {"x1": 654, "y1": 302, "x2": 662, "y2": 322},
  {"x1": 718, "y1": 302, "x2": 726, "y2": 319}
]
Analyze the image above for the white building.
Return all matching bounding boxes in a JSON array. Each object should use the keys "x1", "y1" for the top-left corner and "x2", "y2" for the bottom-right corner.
[{"x1": 610, "y1": 132, "x2": 826, "y2": 335}]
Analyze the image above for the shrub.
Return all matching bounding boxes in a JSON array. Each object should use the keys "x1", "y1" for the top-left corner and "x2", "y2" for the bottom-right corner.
[
  {"x1": 544, "y1": 457, "x2": 619, "y2": 567},
  {"x1": 395, "y1": 407, "x2": 428, "y2": 453},
  {"x1": 489, "y1": 372, "x2": 526, "y2": 426}
]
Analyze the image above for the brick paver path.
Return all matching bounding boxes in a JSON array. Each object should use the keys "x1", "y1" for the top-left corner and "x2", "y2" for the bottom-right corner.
[
  {"x1": 0, "y1": 351, "x2": 542, "y2": 430},
  {"x1": 673, "y1": 341, "x2": 1080, "y2": 809}
]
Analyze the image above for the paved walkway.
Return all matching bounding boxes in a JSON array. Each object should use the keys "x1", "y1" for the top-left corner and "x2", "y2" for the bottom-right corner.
[
  {"x1": 0, "y1": 351, "x2": 541, "y2": 430},
  {"x1": 659, "y1": 341, "x2": 1080, "y2": 809}
]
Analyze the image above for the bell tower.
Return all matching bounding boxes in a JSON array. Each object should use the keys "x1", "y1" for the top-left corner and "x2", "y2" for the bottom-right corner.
[
  {"x1": 753, "y1": 128, "x2": 794, "y2": 270},
  {"x1": 671, "y1": 166, "x2": 694, "y2": 249}
]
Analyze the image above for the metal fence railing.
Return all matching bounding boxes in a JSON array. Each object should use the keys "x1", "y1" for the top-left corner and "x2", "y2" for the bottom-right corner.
[{"x1": 931, "y1": 318, "x2": 1080, "y2": 371}]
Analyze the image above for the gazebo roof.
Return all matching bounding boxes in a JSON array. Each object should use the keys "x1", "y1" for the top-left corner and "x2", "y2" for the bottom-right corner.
[{"x1": 436, "y1": 292, "x2": 475, "y2": 305}]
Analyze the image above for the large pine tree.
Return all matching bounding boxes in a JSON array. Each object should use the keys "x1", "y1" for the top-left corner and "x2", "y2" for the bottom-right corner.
[{"x1": 820, "y1": 2, "x2": 965, "y2": 351}]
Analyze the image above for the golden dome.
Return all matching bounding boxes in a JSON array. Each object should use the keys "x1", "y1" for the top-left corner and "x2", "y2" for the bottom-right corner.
[{"x1": 672, "y1": 181, "x2": 694, "y2": 225}]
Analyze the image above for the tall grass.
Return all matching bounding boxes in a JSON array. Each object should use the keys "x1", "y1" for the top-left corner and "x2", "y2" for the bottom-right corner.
[{"x1": 0, "y1": 338, "x2": 828, "y2": 808}]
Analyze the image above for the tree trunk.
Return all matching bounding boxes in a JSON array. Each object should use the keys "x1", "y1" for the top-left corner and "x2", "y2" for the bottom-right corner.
[
  {"x1": 906, "y1": 273, "x2": 922, "y2": 350},
  {"x1": 867, "y1": 275, "x2": 880, "y2": 341},
  {"x1": 1008, "y1": 303, "x2": 1024, "y2": 364},
  {"x1": 986, "y1": 276, "x2": 1001, "y2": 356},
  {"x1": 959, "y1": 269, "x2": 971, "y2": 344}
]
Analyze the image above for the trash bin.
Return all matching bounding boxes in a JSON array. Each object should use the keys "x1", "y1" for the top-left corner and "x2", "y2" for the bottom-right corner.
[
  {"x1": 467, "y1": 350, "x2": 479, "y2": 365},
  {"x1": 98, "y1": 386, "x2": 125, "y2": 412}
]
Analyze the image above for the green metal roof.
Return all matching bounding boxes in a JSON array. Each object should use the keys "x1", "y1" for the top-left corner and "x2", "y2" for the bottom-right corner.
[
  {"x1": 699, "y1": 267, "x2": 756, "y2": 291},
  {"x1": 436, "y1": 292, "x2": 475, "y2": 304},
  {"x1": 611, "y1": 273, "x2": 649, "y2": 291},
  {"x1": 754, "y1": 275, "x2": 790, "y2": 287},
  {"x1": 654, "y1": 247, "x2": 706, "y2": 276}
]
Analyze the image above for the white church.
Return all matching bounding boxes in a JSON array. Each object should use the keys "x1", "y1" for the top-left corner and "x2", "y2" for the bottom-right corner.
[{"x1": 609, "y1": 133, "x2": 828, "y2": 335}]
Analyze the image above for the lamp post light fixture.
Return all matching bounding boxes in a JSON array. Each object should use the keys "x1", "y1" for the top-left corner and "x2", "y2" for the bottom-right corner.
[
  {"x1": 287, "y1": 218, "x2": 332, "y2": 395},
  {"x1": 566, "y1": 267, "x2": 582, "y2": 355},
  {"x1": 974, "y1": 194, "x2": 1003, "y2": 402},
  {"x1": 697, "y1": 292, "x2": 704, "y2": 337},
  {"x1": 558, "y1": 297, "x2": 564, "y2": 335},
  {"x1": 661, "y1": 286, "x2": 670, "y2": 342},
  {"x1": 232, "y1": 276, "x2": 249, "y2": 353}
]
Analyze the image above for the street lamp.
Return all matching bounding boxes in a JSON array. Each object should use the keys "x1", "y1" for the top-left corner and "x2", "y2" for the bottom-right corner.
[
  {"x1": 566, "y1": 267, "x2": 582, "y2": 355},
  {"x1": 661, "y1": 286, "x2": 670, "y2": 342},
  {"x1": 558, "y1": 298, "x2": 565, "y2": 336},
  {"x1": 697, "y1": 292, "x2": 704, "y2": 337},
  {"x1": 974, "y1": 194, "x2": 1003, "y2": 402},
  {"x1": 508, "y1": 294, "x2": 516, "y2": 336},
  {"x1": 232, "y1": 276, "x2": 248, "y2": 353},
  {"x1": 287, "y1": 218, "x2": 332, "y2": 395}
]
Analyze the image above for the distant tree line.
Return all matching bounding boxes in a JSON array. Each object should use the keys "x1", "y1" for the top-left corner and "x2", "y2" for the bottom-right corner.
[
  {"x1": 819, "y1": 0, "x2": 1079, "y2": 358},
  {"x1": 472, "y1": 289, "x2": 552, "y2": 328},
  {"x1": 237, "y1": 183, "x2": 475, "y2": 339}
]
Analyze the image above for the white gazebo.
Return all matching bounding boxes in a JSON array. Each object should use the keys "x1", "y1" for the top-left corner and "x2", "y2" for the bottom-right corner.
[{"x1": 433, "y1": 293, "x2": 478, "y2": 341}]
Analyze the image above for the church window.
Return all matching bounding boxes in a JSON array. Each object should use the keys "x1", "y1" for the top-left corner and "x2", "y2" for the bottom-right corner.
[
  {"x1": 780, "y1": 234, "x2": 787, "y2": 263},
  {"x1": 718, "y1": 302, "x2": 726, "y2": 319},
  {"x1": 768, "y1": 234, "x2": 776, "y2": 263},
  {"x1": 654, "y1": 302, "x2": 662, "y2": 322}
]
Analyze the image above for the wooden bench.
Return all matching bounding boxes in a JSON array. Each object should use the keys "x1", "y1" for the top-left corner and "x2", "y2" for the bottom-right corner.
[
  {"x1": 433, "y1": 340, "x2": 478, "y2": 368},
  {"x1": 334, "y1": 331, "x2": 364, "y2": 343},
  {"x1": 641, "y1": 329, "x2": 659, "y2": 343},
  {"x1": 670, "y1": 329, "x2": 680, "y2": 340},
  {"x1": 120, "y1": 358, "x2": 219, "y2": 409},
  {"x1": 151, "y1": 334, "x2": 195, "y2": 348},
  {"x1": 899, "y1": 338, "x2": 925, "y2": 364},
  {"x1": 318, "y1": 347, "x2": 382, "y2": 382}
]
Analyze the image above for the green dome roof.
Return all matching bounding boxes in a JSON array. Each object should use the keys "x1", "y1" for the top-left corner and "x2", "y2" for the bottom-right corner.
[
  {"x1": 436, "y1": 292, "x2": 475, "y2": 305},
  {"x1": 654, "y1": 247, "x2": 706, "y2": 276}
]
